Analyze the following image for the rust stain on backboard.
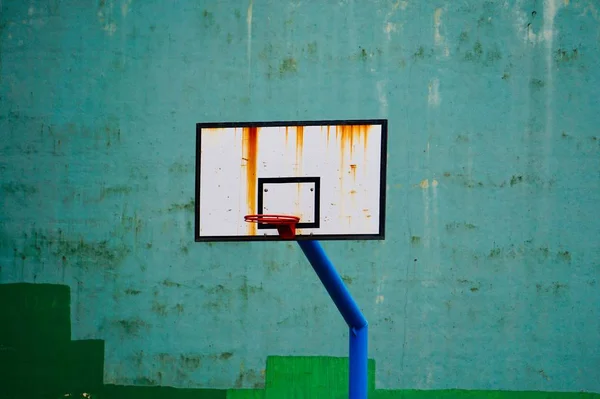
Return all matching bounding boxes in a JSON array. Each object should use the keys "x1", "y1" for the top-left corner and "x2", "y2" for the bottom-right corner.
[
  {"x1": 295, "y1": 126, "x2": 304, "y2": 174},
  {"x1": 242, "y1": 127, "x2": 258, "y2": 235},
  {"x1": 337, "y1": 125, "x2": 370, "y2": 159},
  {"x1": 336, "y1": 125, "x2": 371, "y2": 224},
  {"x1": 350, "y1": 164, "x2": 357, "y2": 180},
  {"x1": 285, "y1": 127, "x2": 289, "y2": 146},
  {"x1": 295, "y1": 126, "x2": 305, "y2": 200}
]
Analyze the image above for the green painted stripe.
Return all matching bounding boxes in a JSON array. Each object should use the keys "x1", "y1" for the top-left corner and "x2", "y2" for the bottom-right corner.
[
  {"x1": 99, "y1": 385, "x2": 226, "y2": 399},
  {"x1": 372, "y1": 391, "x2": 600, "y2": 399},
  {"x1": 265, "y1": 356, "x2": 376, "y2": 398},
  {"x1": 226, "y1": 389, "x2": 266, "y2": 399}
]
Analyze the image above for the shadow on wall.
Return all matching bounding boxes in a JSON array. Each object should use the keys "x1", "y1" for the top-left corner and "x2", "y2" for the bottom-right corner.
[{"x1": 1, "y1": 283, "x2": 599, "y2": 399}]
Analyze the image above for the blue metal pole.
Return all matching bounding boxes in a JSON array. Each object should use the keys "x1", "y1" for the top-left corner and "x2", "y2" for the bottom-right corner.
[
  {"x1": 350, "y1": 325, "x2": 368, "y2": 399},
  {"x1": 297, "y1": 240, "x2": 368, "y2": 399}
]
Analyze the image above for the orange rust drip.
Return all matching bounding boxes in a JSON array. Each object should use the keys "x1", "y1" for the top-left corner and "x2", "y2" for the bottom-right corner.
[
  {"x1": 295, "y1": 126, "x2": 304, "y2": 173},
  {"x1": 242, "y1": 127, "x2": 258, "y2": 235},
  {"x1": 339, "y1": 125, "x2": 355, "y2": 157},
  {"x1": 338, "y1": 124, "x2": 372, "y2": 166},
  {"x1": 285, "y1": 127, "x2": 289, "y2": 146},
  {"x1": 350, "y1": 164, "x2": 357, "y2": 180}
]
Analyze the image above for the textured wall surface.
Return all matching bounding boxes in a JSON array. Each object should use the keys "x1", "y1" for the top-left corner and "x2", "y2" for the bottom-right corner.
[{"x1": 1, "y1": 0, "x2": 599, "y2": 394}]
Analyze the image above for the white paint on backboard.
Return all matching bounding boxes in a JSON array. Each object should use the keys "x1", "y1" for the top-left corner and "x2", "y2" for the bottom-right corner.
[
  {"x1": 262, "y1": 181, "x2": 316, "y2": 224},
  {"x1": 196, "y1": 122, "x2": 386, "y2": 240}
]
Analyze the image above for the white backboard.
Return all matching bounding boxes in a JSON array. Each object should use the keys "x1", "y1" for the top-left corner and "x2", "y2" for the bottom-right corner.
[{"x1": 195, "y1": 120, "x2": 387, "y2": 241}]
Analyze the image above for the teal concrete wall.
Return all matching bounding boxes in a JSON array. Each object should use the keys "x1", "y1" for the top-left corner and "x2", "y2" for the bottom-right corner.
[{"x1": 1, "y1": 0, "x2": 599, "y2": 394}]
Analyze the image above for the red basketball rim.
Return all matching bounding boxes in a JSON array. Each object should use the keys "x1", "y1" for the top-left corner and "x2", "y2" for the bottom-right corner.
[{"x1": 244, "y1": 214, "x2": 300, "y2": 225}]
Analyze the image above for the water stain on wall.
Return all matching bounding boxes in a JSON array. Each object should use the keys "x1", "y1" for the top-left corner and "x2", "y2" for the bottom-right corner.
[
  {"x1": 168, "y1": 198, "x2": 195, "y2": 212},
  {"x1": 15, "y1": 229, "x2": 131, "y2": 269}
]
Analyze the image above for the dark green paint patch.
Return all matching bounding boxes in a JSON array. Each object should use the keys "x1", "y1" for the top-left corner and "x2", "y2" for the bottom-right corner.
[
  {"x1": 413, "y1": 46, "x2": 425, "y2": 58},
  {"x1": 470, "y1": 287, "x2": 479, "y2": 292},
  {"x1": 239, "y1": 281, "x2": 263, "y2": 299},
  {"x1": 555, "y1": 48, "x2": 579, "y2": 63},
  {"x1": 456, "y1": 134, "x2": 469, "y2": 142},
  {"x1": 530, "y1": 79, "x2": 545, "y2": 89},
  {"x1": 457, "y1": 279, "x2": 473, "y2": 284},
  {"x1": 536, "y1": 282, "x2": 568, "y2": 295},
  {"x1": 114, "y1": 318, "x2": 149, "y2": 335},
  {"x1": 205, "y1": 284, "x2": 228, "y2": 294},
  {"x1": 202, "y1": 10, "x2": 215, "y2": 27},
  {"x1": 101, "y1": 185, "x2": 132, "y2": 197},
  {"x1": 412, "y1": 46, "x2": 433, "y2": 61},
  {"x1": 220, "y1": 352, "x2": 234, "y2": 360},
  {"x1": 462, "y1": 41, "x2": 501, "y2": 65},
  {"x1": 486, "y1": 49, "x2": 502, "y2": 63},
  {"x1": 162, "y1": 279, "x2": 182, "y2": 287},
  {"x1": 477, "y1": 15, "x2": 492, "y2": 27},
  {"x1": 0, "y1": 283, "x2": 70, "y2": 349},
  {"x1": 446, "y1": 222, "x2": 477, "y2": 232},
  {"x1": 459, "y1": 31, "x2": 469, "y2": 43},
  {"x1": 168, "y1": 198, "x2": 195, "y2": 212},
  {"x1": 464, "y1": 41, "x2": 483, "y2": 61},
  {"x1": 359, "y1": 47, "x2": 368, "y2": 61},
  {"x1": 279, "y1": 58, "x2": 297, "y2": 75},
  {"x1": 488, "y1": 248, "x2": 501, "y2": 258},
  {"x1": 181, "y1": 354, "x2": 202, "y2": 369},
  {"x1": 442, "y1": 173, "x2": 485, "y2": 188},
  {"x1": 169, "y1": 162, "x2": 191, "y2": 174},
  {"x1": 342, "y1": 275, "x2": 353, "y2": 284},
  {"x1": 152, "y1": 302, "x2": 168, "y2": 316},
  {"x1": 69, "y1": 340, "x2": 105, "y2": 392},
  {"x1": 306, "y1": 41, "x2": 317, "y2": 55},
  {"x1": 1, "y1": 182, "x2": 38, "y2": 195},
  {"x1": 510, "y1": 175, "x2": 523, "y2": 186},
  {"x1": 410, "y1": 236, "x2": 421, "y2": 245},
  {"x1": 0, "y1": 284, "x2": 104, "y2": 396},
  {"x1": 133, "y1": 377, "x2": 159, "y2": 386},
  {"x1": 557, "y1": 250, "x2": 572, "y2": 262},
  {"x1": 104, "y1": 385, "x2": 226, "y2": 399},
  {"x1": 125, "y1": 289, "x2": 142, "y2": 295}
]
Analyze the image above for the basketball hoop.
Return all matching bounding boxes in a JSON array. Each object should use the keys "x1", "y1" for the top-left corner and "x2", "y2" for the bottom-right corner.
[{"x1": 244, "y1": 214, "x2": 300, "y2": 239}]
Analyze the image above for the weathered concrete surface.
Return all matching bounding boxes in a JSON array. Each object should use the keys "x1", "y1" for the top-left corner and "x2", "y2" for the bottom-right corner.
[{"x1": 1, "y1": 0, "x2": 599, "y2": 392}]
